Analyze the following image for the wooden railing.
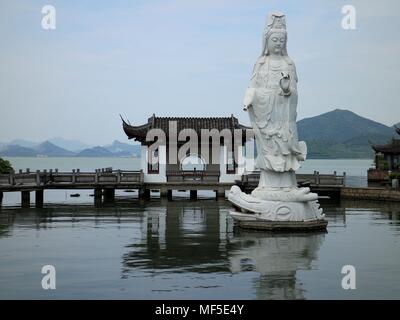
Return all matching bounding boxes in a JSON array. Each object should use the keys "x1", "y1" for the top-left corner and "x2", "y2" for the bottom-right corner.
[
  {"x1": 240, "y1": 170, "x2": 346, "y2": 186},
  {"x1": 166, "y1": 170, "x2": 220, "y2": 182},
  {"x1": 0, "y1": 169, "x2": 144, "y2": 188}
]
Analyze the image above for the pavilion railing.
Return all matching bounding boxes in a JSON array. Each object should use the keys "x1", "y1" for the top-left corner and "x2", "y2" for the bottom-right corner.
[
  {"x1": 240, "y1": 170, "x2": 346, "y2": 187},
  {"x1": 0, "y1": 169, "x2": 144, "y2": 188},
  {"x1": 166, "y1": 170, "x2": 220, "y2": 182}
]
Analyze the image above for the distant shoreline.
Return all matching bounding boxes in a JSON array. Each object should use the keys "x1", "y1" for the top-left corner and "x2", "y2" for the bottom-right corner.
[
  {"x1": 2, "y1": 156, "x2": 373, "y2": 160},
  {"x1": 2, "y1": 155, "x2": 139, "y2": 159}
]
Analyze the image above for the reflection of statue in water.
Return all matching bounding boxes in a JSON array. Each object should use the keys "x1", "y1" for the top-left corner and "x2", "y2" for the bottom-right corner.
[
  {"x1": 228, "y1": 12, "x2": 326, "y2": 225},
  {"x1": 228, "y1": 230, "x2": 326, "y2": 299}
]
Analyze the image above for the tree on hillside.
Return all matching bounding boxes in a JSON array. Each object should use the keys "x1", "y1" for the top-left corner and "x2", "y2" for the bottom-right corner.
[{"x1": 0, "y1": 157, "x2": 13, "y2": 174}]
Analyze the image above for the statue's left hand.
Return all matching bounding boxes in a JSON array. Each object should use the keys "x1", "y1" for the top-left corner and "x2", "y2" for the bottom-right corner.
[{"x1": 279, "y1": 73, "x2": 291, "y2": 93}]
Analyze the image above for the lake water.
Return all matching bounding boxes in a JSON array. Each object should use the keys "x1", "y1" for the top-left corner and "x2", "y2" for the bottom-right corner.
[
  {"x1": 0, "y1": 199, "x2": 400, "y2": 299},
  {"x1": 2, "y1": 157, "x2": 400, "y2": 300},
  {"x1": 3, "y1": 157, "x2": 373, "y2": 175}
]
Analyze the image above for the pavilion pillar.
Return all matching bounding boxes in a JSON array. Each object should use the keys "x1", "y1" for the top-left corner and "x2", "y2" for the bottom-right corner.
[
  {"x1": 0, "y1": 192, "x2": 3, "y2": 207},
  {"x1": 167, "y1": 189, "x2": 173, "y2": 201},
  {"x1": 190, "y1": 190, "x2": 197, "y2": 200},
  {"x1": 35, "y1": 190, "x2": 44, "y2": 208},
  {"x1": 21, "y1": 191, "x2": 30, "y2": 208}
]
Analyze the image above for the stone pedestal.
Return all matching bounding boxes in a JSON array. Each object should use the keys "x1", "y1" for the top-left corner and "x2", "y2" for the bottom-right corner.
[
  {"x1": 229, "y1": 211, "x2": 328, "y2": 231},
  {"x1": 228, "y1": 185, "x2": 326, "y2": 230}
]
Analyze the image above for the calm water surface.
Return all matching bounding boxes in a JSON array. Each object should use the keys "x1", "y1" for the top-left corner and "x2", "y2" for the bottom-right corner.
[
  {"x1": 0, "y1": 199, "x2": 400, "y2": 299},
  {"x1": 1, "y1": 157, "x2": 399, "y2": 299}
]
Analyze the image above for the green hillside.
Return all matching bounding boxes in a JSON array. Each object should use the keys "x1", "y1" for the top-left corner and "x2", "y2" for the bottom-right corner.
[{"x1": 298, "y1": 110, "x2": 397, "y2": 159}]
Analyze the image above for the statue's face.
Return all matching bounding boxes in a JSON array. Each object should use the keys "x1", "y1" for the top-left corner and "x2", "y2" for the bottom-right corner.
[{"x1": 267, "y1": 32, "x2": 286, "y2": 55}]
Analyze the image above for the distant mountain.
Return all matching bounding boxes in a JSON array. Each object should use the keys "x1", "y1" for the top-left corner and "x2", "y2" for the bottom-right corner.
[
  {"x1": 76, "y1": 146, "x2": 114, "y2": 157},
  {"x1": 298, "y1": 109, "x2": 394, "y2": 143},
  {"x1": 48, "y1": 137, "x2": 91, "y2": 152},
  {"x1": 0, "y1": 145, "x2": 37, "y2": 157},
  {"x1": 34, "y1": 141, "x2": 76, "y2": 157},
  {"x1": 2, "y1": 110, "x2": 397, "y2": 159},
  {"x1": 0, "y1": 139, "x2": 140, "y2": 158},
  {"x1": 0, "y1": 141, "x2": 76, "y2": 157},
  {"x1": 297, "y1": 109, "x2": 397, "y2": 159},
  {"x1": 103, "y1": 140, "x2": 140, "y2": 156},
  {"x1": 8, "y1": 139, "x2": 38, "y2": 148}
]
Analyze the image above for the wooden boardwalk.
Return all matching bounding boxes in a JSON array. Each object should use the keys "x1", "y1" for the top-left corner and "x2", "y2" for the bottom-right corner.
[
  {"x1": 0, "y1": 168, "x2": 345, "y2": 207},
  {"x1": 0, "y1": 168, "x2": 143, "y2": 191},
  {"x1": 236, "y1": 171, "x2": 346, "y2": 199}
]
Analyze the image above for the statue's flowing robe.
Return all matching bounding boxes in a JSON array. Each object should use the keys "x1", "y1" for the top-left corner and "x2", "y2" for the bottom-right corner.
[{"x1": 244, "y1": 55, "x2": 307, "y2": 172}]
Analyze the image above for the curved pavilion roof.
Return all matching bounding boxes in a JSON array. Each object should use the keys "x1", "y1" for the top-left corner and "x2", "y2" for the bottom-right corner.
[
  {"x1": 121, "y1": 114, "x2": 252, "y2": 144},
  {"x1": 372, "y1": 127, "x2": 400, "y2": 154}
]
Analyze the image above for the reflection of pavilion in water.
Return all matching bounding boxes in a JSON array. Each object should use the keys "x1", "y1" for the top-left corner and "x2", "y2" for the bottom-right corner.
[
  {"x1": 121, "y1": 200, "x2": 326, "y2": 299},
  {"x1": 122, "y1": 200, "x2": 233, "y2": 274}
]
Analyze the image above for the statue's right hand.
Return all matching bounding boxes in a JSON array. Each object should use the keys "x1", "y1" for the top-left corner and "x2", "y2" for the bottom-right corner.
[
  {"x1": 243, "y1": 104, "x2": 252, "y2": 111},
  {"x1": 243, "y1": 88, "x2": 256, "y2": 109}
]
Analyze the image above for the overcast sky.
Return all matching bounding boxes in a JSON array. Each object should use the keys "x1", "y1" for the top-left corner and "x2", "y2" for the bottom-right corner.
[{"x1": 1, "y1": 0, "x2": 399, "y2": 145}]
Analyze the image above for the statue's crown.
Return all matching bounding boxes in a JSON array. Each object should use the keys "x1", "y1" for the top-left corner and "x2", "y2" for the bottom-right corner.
[{"x1": 266, "y1": 11, "x2": 287, "y2": 33}]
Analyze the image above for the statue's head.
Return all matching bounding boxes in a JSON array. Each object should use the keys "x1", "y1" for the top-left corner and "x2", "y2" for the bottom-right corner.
[
  {"x1": 266, "y1": 31, "x2": 287, "y2": 55},
  {"x1": 261, "y1": 11, "x2": 288, "y2": 57}
]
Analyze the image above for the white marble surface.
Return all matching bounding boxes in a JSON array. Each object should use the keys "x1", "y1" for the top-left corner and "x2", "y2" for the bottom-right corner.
[{"x1": 229, "y1": 11, "x2": 324, "y2": 223}]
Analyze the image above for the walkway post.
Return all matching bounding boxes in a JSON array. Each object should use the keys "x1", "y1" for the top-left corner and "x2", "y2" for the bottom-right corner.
[
  {"x1": 35, "y1": 190, "x2": 44, "y2": 208},
  {"x1": 9, "y1": 170, "x2": 15, "y2": 186},
  {"x1": 21, "y1": 191, "x2": 30, "y2": 208},
  {"x1": 94, "y1": 188, "x2": 102, "y2": 206},
  {"x1": 216, "y1": 189, "x2": 225, "y2": 200},
  {"x1": 190, "y1": 190, "x2": 197, "y2": 200},
  {"x1": 103, "y1": 188, "x2": 115, "y2": 202},
  {"x1": 117, "y1": 170, "x2": 121, "y2": 184},
  {"x1": 160, "y1": 187, "x2": 168, "y2": 198},
  {"x1": 167, "y1": 189, "x2": 173, "y2": 201},
  {"x1": 36, "y1": 170, "x2": 41, "y2": 186}
]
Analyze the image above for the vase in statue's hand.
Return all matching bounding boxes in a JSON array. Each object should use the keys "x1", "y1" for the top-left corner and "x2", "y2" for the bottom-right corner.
[
  {"x1": 279, "y1": 72, "x2": 291, "y2": 95},
  {"x1": 243, "y1": 88, "x2": 256, "y2": 111}
]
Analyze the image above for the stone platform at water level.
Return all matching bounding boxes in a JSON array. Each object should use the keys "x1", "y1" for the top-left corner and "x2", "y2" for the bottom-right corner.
[{"x1": 230, "y1": 211, "x2": 328, "y2": 231}]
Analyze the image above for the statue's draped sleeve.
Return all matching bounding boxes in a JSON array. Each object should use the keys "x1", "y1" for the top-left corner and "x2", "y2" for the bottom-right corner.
[
  {"x1": 243, "y1": 57, "x2": 264, "y2": 108},
  {"x1": 288, "y1": 60, "x2": 298, "y2": 94}
]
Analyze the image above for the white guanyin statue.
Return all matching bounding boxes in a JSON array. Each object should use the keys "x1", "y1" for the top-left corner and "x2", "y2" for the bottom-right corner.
[{"x1": 228, "y1": 11, "x2": 326, "y2": 225}]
